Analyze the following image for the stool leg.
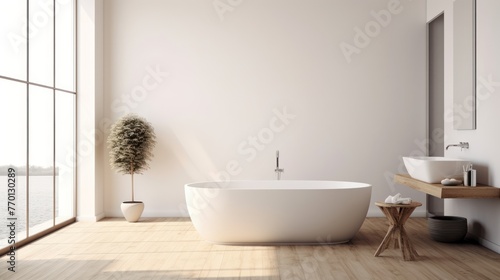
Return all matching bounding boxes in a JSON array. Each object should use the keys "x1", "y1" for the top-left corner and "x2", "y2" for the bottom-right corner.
[
  {"x1": 388, "y1": 208, "x2": 400, "y2": 249},
  {"x1": 375, "y1": 206, "x2": 400, "y2": 256},
  {"x1": 399, "y1": 208, "x2": 419, "y2": 261},
  {"x1": 374, "y1": 224, "x2": 396, "y2": 257}
]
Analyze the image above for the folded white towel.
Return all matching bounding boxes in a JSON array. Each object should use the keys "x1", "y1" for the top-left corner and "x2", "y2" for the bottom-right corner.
[
  {"x1": 398, "y1": 198, "x2": 412, "y2": 205},
  {"x1": 384, "y1": 193, "x2": 400, "y2": 204},
  {"x1": 384, "y1": 193, "x2": 412, "y2": 204}
]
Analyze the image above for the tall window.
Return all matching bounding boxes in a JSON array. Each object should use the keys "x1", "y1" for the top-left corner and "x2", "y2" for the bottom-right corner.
[{"x1": 0, "y1": 0, "x2": 76, "y2": 252}]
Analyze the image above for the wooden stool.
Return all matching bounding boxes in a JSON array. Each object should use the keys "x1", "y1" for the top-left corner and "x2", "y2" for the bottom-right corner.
[{"x1": 374, "y1": 201, "x2": 422, "y2": 261}]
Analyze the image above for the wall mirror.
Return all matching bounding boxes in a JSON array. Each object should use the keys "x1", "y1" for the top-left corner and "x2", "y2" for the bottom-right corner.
[{"x1": 453, "y1": 0, "x2": 476, "y2": 130}]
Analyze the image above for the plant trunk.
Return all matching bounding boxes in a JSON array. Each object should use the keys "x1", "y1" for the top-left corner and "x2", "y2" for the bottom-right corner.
[{"x1": 130, "y1": 163, "x2": 134, "y2": 202}]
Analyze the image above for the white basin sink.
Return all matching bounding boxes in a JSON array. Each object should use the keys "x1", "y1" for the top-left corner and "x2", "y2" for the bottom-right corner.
[{"x1": 402, "y1": 156, "x2": 471, "y2": 183}]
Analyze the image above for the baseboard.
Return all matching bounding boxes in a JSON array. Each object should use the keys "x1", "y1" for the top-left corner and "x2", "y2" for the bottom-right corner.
[
  {"x1": 468, "y1": 233, "x2": 500, "y2": 254},
  {"x1": 102, "y1": 209, "x2": 427, "y2": 219},
  {"x1": 76, "y1": 212, "x2": 106, "y2": 222},
  {"x1": 367, "y1": 209, "x2": 427, "y2": 218},
  {"x1": 103, "y1": 210, "x2": 426, "y2": 219},
  {"x1": 105, "y1": 210, "x2": 190, "y2": 218},
  {"x1": 96, "y1": 212, "x2": 105, "y2": 221}
]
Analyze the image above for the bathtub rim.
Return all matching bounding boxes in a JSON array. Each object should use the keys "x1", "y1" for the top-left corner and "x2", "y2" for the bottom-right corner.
[{"x1": 185, "y1": 180, "x2": 372, "y2": 190}]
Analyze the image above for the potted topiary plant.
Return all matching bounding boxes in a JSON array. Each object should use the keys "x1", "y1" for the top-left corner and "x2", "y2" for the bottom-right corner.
[{"x1": 107, "y1": 114, "x2": 156, "y2": 222}]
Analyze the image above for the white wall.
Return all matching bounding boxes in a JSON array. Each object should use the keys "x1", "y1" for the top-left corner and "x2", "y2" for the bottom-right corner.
[
  {"x1": 77, "y1": 0, "x2": 105, "y2": 222},
  {"x1": 102, "y1": 0, "x2": 427, "y2": 218},
  {"x1": 429, "y1": 0, "x2": 500, "y2": 253}
]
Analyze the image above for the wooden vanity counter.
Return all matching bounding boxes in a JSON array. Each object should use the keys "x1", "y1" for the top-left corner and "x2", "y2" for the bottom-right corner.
[{"x1": 394, "y1": 174, "x2": 500, "y2": 199}]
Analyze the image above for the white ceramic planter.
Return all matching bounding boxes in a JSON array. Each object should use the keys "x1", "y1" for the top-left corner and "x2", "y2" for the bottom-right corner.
[{"x1": 121, "y1": 201, "x2": 144, "y2": 222}]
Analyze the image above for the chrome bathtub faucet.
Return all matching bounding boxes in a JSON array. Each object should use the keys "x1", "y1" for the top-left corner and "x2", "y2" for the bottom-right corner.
[
  {"x1": 445, "y1": 142, "x2": 469, "y2": 151},
  {"x1": 275, "y1": 150, "x2": 284, "y2": 180}
]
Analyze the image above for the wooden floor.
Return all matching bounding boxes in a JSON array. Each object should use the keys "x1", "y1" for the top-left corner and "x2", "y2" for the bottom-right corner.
[{"x1": 1, "y1": 217, "x2": 500, "y2": 279}]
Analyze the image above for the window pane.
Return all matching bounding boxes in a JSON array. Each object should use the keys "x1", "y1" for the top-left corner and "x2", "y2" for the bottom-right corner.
[
  {"x1": 29, "y1": 85, "x2": 54, "y2": 235},
  {"x1": 0, "y1": 79, "x2": 27, "y2": 247},
  {"x1": 55, "y1": 0, "x2": 75, "y2": 91},
  {"x1": 0, "y1": 1, "x2": 27, "y2": 80},
  {"x1": 0, "y1": 1, "x2": 76, "y2": 253},
  {"x1": 28, "y1": 0, "x2": 54, "y2": 86},
  {"x1": 55, "y1": 91, "x2": 75, "y2": 222}
]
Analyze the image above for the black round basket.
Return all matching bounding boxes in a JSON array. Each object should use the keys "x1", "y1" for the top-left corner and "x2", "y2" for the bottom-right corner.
[{"x1": 428, "y1": 216, "x2": 467, "y2": 243}]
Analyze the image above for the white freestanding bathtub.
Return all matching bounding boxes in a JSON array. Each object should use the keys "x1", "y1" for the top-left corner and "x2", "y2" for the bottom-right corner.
[{"x1": 185, "y1": 180, "x2": 372, "y2": 245}]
